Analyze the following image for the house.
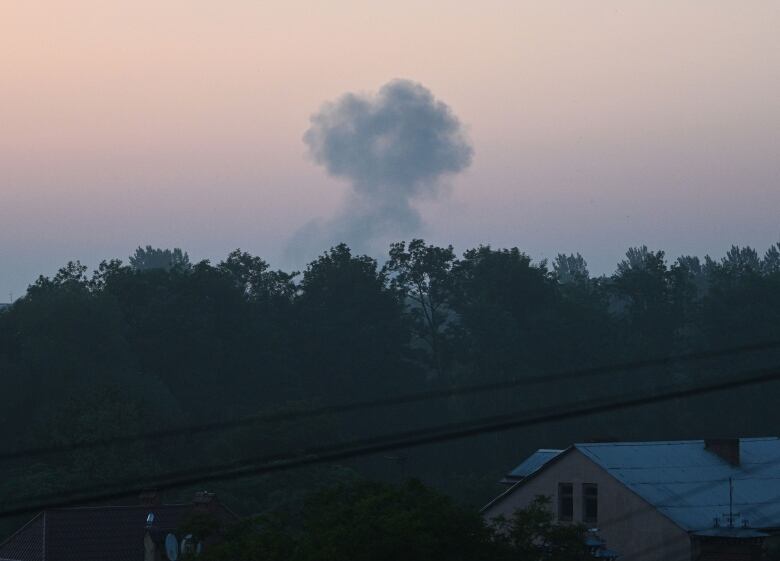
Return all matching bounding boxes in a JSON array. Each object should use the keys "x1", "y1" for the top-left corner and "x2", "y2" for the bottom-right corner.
[
  {"x1": 0, "y1": 491, "x2": 237, "y2": 561},
  {"x1": 482, "y1": 437, "x2": 780, "y2": 561}
]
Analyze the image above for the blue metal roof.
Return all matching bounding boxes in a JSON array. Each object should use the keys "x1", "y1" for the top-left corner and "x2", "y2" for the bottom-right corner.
[
  {"x1": 693, "y1": 528, "x2": 768, "y2": 538},
  {"x1": 504, "y1": 449, "x2": 563, "y2": 482},
  {"x1": 575, "y1": 437, "x2": 780, "y2": 532}
]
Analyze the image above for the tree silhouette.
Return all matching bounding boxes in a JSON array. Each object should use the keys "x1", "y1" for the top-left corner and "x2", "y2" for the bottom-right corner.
[{"x1": 129, "y1": 246, "x2": 191, "y2": 271}]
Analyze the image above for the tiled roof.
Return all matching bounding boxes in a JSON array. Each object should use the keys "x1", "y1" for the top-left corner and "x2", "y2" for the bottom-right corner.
[
  {"x1": 575, "y1": 437, "x2": 780, "y2": 532},
  {"x1": 0, "y1": 503, "x2": 235, "y2": 561}
]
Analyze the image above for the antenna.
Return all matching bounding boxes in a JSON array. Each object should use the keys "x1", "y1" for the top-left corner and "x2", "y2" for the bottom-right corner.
[
  {"x1": 718, "y1": 478, "x2": 741, "y2": 528},
  {"x1": 729, "y1": 477, "x2": 734, "y2": 528}
]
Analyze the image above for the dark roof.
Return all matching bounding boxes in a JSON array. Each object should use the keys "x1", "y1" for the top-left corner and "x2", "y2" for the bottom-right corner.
[{"x1": 0, "y1": 502, "x2": 235, "y2": 561}]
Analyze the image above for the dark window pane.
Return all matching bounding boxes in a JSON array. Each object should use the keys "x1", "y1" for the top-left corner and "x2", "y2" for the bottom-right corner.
[
  {"x1": 558, "y1": 483, "x2": 573, "y2": 521},
  {"x1": 583, "y1": 483, "x2": 598, "y2": 523}
]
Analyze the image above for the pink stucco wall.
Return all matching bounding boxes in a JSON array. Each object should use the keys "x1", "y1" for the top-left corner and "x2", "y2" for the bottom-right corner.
[{"x1": 482, "y1": 449, "x2": 692, "y2": 561}]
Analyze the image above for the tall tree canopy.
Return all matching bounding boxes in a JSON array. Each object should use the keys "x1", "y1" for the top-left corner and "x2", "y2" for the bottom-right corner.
[{"x1": 1, "y1": 240, "x2": 780, "y2": 524}]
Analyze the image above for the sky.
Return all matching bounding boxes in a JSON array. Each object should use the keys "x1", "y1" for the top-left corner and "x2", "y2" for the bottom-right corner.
[{"x1": 2, "y1": 1, "x2": 780, "y2": 299}]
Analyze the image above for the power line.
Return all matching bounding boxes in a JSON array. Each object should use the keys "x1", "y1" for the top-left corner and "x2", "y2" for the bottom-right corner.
[
  {"x1": 3, "y1": 337, "x2": 780, "y2": 465},
  {"x1": 2, "y1": 362, "x2": 780, "y2": 520}
]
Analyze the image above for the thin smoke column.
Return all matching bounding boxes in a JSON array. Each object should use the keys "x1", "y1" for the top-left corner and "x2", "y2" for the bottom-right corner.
[{"x1": 293, "y1": 79, "x2": 473, "y2": 258}]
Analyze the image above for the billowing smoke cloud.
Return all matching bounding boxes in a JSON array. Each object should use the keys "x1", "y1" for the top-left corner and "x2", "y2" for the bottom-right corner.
[{"x1": 288, "y1": 79, "x2": 473, "y2": 261}]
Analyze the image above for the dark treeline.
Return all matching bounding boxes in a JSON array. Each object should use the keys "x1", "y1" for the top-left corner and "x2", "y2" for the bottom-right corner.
[{"x1": 1, "y1": 240, "x2": 780, "y2": 522}]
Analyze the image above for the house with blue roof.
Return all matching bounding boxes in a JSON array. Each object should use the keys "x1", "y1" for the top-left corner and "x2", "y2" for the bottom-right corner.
[{"x1": 482, "y1": 437, "x2": 780, "y2": 561}]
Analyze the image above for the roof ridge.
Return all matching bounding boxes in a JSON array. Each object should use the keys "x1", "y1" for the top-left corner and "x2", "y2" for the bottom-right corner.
[
  {"x1": 48, "y1": 504, "x2": 189, "y2": 512},
  {"x1": 0, "y1": 512, "x2": 44, "y2": 552},
  {"x1": 576, "y1": 436, "x2": 779, "y2": 447},
  {"x1": 577, "y1": 440, "x2": 703, "y2": 447}
]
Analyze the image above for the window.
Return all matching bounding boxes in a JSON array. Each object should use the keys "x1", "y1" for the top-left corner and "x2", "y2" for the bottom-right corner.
[
  {"x1": 583, "y1": 483, "x2": 598, "y2": 524},
  {"x1": 558, "y1": 483, "x2": 573, "y2": 521}
]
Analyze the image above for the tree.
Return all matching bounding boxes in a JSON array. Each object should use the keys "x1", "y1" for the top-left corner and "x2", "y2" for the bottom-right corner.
[
  {"x1": 129, "y1": 246, "x2": 191, "y2": 271},
  {"x1": 674, "y1": 255, "x2": 707, "y2": 297},
  {"x1": 297, "y1": 480, "x2": 495, "y2": 561},
  {"x1": 10, "y1": 261, "x2": 131, "y2": 394},
  {"x1": 204, "y1": 483, "x2": 590, "y2": 561},
  {"x1": 4, "y1": 239, "x2": 780, "y2": 525},
  {"x1": 721, "y1": 245, "x2": 761, "y2": 277},
  {"x1": 218, "y1": 249, "x2": 296, "y2": 305},
  {"x1": 204, "y1": 480, "x2": 497, "y2": 561},
  {"x1": 385, "y1": 239, "x2": 456, "y2": 377},
  {"x1": 553, "y1": 253, "x2": 589, "y2": 285},
  {"x1": 448, "y1": 246, "x2": 558, "y2": 378},
  {"x1": 611, "y1": 246, "x2": 677, "y2": 355},
  {"x1": 195, "y1": 515, "x2": 295, "y2": 561},
  {"x1": 763, "y1": 243, "x2": 780, "y2": 275},
  {"x1": 15, "y1": 380, "x2": 175, "y2": 495},
  {"x1": 294, "y1": 244, "x2": 416, "y2": 402},
  {"x1": 491, "y1": 496, "x2": 589, "y2": 561}
]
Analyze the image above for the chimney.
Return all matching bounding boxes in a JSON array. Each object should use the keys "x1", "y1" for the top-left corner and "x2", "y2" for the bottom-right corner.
[
  {"x1": 192, "y1": 491, "x2": 217, "y2": 512},
  {"x1": 139, "y1": 489, "x2": 161, "y2": 506},
  {"x1": 705, "y1": 438, "x2": 740, "y2": 466}
]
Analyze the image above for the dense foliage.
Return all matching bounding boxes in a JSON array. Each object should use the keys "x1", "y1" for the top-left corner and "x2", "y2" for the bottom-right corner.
[
  {"x1": 200, "y1": 481, "x2": 588, "y2": 561},
  {"x1": 1, "y1": 239, "x2": 780, "y2": 526}
]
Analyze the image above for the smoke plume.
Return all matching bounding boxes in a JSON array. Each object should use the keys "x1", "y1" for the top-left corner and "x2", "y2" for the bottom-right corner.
[{"x1": 289, "y1": 79, "x2": 473, "y2": 261}]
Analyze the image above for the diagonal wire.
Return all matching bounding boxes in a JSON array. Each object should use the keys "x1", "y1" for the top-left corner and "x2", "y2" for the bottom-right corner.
[
  {"x1": 2, "y1": 338, "x2": 780, "y2": 465},
  {"x1": 2, "y1": 362, "x2": 780, "y2": 520}
]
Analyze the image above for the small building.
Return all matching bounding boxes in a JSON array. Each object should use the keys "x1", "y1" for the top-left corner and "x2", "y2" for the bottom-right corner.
[
  {"x1": 0, "y1": 491, "x2": 236, "y2": 561},
  {"x1": 482, "y1": 437, "x2": 780, "y2": 561}
]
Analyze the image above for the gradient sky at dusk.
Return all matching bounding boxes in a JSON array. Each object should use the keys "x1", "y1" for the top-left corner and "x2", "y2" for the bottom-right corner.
[{"x1": 2, "y1": 1, "x2": 780, "y2": 298}]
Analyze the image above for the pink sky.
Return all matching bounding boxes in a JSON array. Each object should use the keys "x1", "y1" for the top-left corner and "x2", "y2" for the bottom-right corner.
[{"x1": 2, "y1": 1, "x2": 780, "y2": 297}]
